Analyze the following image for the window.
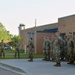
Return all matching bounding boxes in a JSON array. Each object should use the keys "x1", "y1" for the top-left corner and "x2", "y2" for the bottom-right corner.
[{"x1": 73, "y1": 32, "x2": 75, "y2": 35}]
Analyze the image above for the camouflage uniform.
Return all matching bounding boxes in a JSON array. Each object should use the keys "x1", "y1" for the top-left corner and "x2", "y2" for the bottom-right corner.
[
  {"x1": 67, "y1": 38, "x2": 74, "y2": 64},
  {"x1": 27, "y1": 38, "x2": 34, "y2": 62},
  {"x1": 14, "y1": 40, "x2": 20, "y2": 58},
  {"x1": 63, "y1": 39, "x2": 68, "y2": 60},
  {"x1": 0, "y1": 40, "x2": 5, "y2": 58},
  {"x1": 73, "y1": 39, "x2": 75, "y2": 61},
  {"x1": 50, "y1": 38, "x2": 55, "y2": 60},
  {"x1": 54, "y1": 37, "x2": 62, "y2": 66},
  {"x1": 60, "y1": 39, "x2": 65, "y2": 61},
  {"x1": 45, "y1": 38, "x2": 50, "y2": 61},
  {"x1": 42, "y1": 37, "x2": 46, "y2": 60}
]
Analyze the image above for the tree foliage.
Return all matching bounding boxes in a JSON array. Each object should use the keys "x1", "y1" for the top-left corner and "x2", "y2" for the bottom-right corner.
[
  {"x1": 0, "y1": 22, "x2": 11, "y2": 40},
  {"x1": 8, "y1": 35, "x2": 21, "y2": 47},
  {"x1": 0, "y1": 22, "x2": 21, "y2": 47}
]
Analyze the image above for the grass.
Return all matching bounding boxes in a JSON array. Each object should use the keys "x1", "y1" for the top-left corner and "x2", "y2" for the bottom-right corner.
[{"x1": 0, "y1": 50, "x2": 43, "y2": 59}]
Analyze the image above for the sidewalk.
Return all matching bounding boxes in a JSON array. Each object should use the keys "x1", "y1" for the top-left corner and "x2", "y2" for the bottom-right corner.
[{"x1": 0, "y1": 59, "x2": 75, "y2": 75}]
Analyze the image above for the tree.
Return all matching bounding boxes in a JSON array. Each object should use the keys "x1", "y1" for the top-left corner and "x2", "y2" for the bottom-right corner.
[
  {"x1": 11, "y1": 35, "x2": 21, "y2": 43},
  {"x1": 8, "y1": 35, "x2": 21, "y2": 47},
  {"x1": 0, "y1": 22, "x2": 11, "y2": 40}
]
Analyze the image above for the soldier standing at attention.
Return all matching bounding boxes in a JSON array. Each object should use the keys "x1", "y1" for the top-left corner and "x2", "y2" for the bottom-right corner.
[
  {"x1": 0, "y1": 40, "x2": 5, "y2": 58},
  {"x1": 73, "y1": 35, "x2": 75, "y2": 63},
  {"x1": 54, "y1": 32, "x2": 62, "y2": 67},
  {"x1": 50, "y1": 34, "x2": 55, "y2": 61},
  {"x1": 45, "y1": 37, "x2": 50, "y2": 61},
  {"x1": 63, "y1": 35, "x2": 68, "y2": 61},
  {"x1": 27, "y1": 38, "x2": 34, "y2": 62},
  {"x1": 14, "y1": 40, "x2": 20, "y2": 58},
  {"x1": 67, "y1": 34, "x2": 74, "y2": 64},
  {"x1": 42, "y1": 36, "x2": 47, "y2": 60},
  {"x1": 60, "y1": 38, "x2": 65, "y2": 61}
]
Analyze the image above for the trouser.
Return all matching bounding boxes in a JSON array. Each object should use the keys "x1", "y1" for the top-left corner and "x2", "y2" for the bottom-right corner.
[
  {"x1": 46, "y1": 50, "x2": 50, "y2": 61},
  {"x1": 60, "y1": 49, "x2": 65, "y2": 60},
  {"x1": 55, "y1": 52, "x2": 61, "y2": 64},
  {"x1": 29, "y1": 52, "x2": 33, "y2": 60},
  {"x1": 15, "y1": 48, "x2": 20, "y2": 58},
  {"x1": 43, "y1": 50, "x2": 46, "y2": 59},
  {"x1": 68, "y1": 53, "x2": 74, "y2": 63},
  {"x1": 64, "y1": 47, "x2": 68, "y2": 60},
  {"x1": 67, "y1": 49, "x2": 74, "y2": 63},
  {"x1": 0, "y1": 49, "x2": 5, "y2": 57}
]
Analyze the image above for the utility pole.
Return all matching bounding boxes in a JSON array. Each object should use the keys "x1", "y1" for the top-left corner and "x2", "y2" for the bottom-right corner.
[
  {"x1": 35, "y1": 18, "x2": 37, "y2": 27},
  {"x1": 34, "y1": 18, "x2": 37, "y2": 54}
]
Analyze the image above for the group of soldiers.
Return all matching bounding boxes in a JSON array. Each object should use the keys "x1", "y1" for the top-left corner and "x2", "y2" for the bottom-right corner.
[
  {"x1": 0, "y1": 39, "x2": 20, "y2": 58},
  {"x1": 43, "y1": 32, "x2": 75, "y2": 67}
]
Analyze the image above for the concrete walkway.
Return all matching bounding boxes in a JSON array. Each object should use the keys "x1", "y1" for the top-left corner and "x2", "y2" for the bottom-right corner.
[{"x1": 0, "y1": 59, "x2": 75, "y2": 75}]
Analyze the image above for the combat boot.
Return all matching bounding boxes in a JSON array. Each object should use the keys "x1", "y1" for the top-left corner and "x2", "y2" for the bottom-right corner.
[
  {"x1": 28, "y1": 57, "x2": 33, "y2": 62},
  {"x1": 46, "y1": 57, "x2": 50, "y2": 61},
  {"x1": 54, "y1": 63, "x2": 61, "y2": 67},
  {"x1": 42, "y1": 57, "x2": 46, "y2": 60},
  {"x1": 67, "y1": 60, "x2": 74, "y2": 64}
]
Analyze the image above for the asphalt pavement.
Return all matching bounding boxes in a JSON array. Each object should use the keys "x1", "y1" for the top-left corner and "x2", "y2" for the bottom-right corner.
[{"x1": 0, "y1": 59, "x2": 75, "y2": 75}]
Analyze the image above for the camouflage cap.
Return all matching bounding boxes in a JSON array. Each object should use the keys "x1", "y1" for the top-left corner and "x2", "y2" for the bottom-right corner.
[{"x1": 67, "y1": 33, "x2": 72, "y2": 36}]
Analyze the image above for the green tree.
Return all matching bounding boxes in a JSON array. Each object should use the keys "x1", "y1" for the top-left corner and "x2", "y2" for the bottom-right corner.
[
  {"x1": 0, "y1": 22, "x2": 11, "y2": 40},
  {"x1": 11, "y1": 35, "x2": 21, "y2": 43},
  {"x1": 8, "y1": 35, "x2": 21, "y2": 47}
]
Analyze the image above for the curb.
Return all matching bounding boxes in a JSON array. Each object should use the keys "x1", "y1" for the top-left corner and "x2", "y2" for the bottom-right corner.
[{"x1": 0, "y1": 62, "x2": 26, "y2": 73}]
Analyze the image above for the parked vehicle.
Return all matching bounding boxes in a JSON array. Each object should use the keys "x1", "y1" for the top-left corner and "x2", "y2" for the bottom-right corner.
[{"x1": 5, "y1": 46, "x2": 12, "y2": 50}]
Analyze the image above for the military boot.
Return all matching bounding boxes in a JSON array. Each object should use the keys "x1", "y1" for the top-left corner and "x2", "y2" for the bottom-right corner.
[
  {"x1": 46, "y1": 56, "x2": 50, "y2": 61},
  {"x1": 67, "y1": 60, "x2": 74, "y2": 64},
  {"x1": 54, "y1": 63, "x2": 61, "y2": 67},
  {"x1": 28, "y1": 56, "x2": 33, "y2": 62}
]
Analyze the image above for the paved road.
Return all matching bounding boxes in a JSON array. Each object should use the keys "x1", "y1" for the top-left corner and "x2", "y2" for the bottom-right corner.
[
  {"x1": 0, "y1": 59, "x2": 75, "y2": 75},
  {"x1": 0, "y1": 67, "x2": 21, "y2": 75}
]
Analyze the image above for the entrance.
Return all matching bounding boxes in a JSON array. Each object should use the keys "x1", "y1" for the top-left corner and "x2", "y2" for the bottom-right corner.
[{"x1": 60, "y1": 33, "x2": 66, "y2": 39}]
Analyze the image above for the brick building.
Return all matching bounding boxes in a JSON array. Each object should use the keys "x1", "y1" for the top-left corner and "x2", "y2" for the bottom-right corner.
[{"x1": 19, "y1": 14, "x2": 75, "y2": 54}]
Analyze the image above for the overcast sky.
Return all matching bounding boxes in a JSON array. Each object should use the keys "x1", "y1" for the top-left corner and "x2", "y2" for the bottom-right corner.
[{"x1": 0, "y1": 0, "x2": 75, "y2": 35}]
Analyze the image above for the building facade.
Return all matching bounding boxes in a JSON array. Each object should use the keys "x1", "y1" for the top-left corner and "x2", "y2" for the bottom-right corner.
[{"x1": 19, "y1": 14, "x2": 75, "y2": 54}]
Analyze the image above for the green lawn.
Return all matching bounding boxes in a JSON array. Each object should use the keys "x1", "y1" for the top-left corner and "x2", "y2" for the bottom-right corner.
[{"x1": 0, "y1": 50, "x2": 43, "y2": 59}]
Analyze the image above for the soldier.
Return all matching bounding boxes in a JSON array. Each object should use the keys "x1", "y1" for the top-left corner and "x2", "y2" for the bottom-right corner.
[
  {"x1": 27, "y1": 38, "x2": 34, "y2": 62},
  {"x1": 63, "y1": 35, "x2": 68, "y2": 61},
  {"x1": 73, "y1": 35, "x2": 75, "y2": 63},
  {"x1": 45, "y1": 37, "x2": 50, "y2": 61},
  {"x1": 60, "y1": 38, "x2": 65, "y2": 61},
  {"x1": 42, "y1": 36, "x2": 47, "y2": 60},
  {"x1": 0, "y1": 40, "x2": 5, "y2": 58},
  {"x1": 50, "y1": 34, "x2": 55, "y2": 61},
  {"x1": 14, "y1": 40, "x2": 20, "y2": 58},
  {"x1": 54, "y1": 32, "x2": 62, "y2": 67},
  {"x1": 67, "y1": 34, "x2": 74, "y2": 64}
]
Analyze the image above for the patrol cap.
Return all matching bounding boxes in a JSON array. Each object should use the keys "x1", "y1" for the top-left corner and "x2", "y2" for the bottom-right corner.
[{"x1": 67, "y1": 34, "x2": 72, "y2": 36}]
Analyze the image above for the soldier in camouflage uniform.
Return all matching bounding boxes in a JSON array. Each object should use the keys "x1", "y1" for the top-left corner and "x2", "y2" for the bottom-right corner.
[
  {"x1": 63, "y1": 35, "x2": 68, "y2": 61},
  {"x1": 14, "y1": 40, "x2": 20, "y2": 58},
  {"x1": 60, "y1": 39, "x2": 65, "y2": 61},
  {"x1": 42, "y1": 36, "x2": 47, "y2": 60},
  {"x1": 0, "y1": 40, "x2": 5, "y2": 58},
  {"x1": 67, "y1": 34, "x2": 74, "y2": 64},
  {"x1": 27, "y1": 38, "x2": 34, "y2": 62},
  {"x1": 45, "y1": 37, "x2": 50, "y2": 61},
  {"x1": 72, "y1": 35, "x2": 75, "y2": 63},
  {"x1": 54, "y1": 32, "x2": 62, "y2": 67},
  {"x1": 50, "y1": 34, "x2": 55, "y2": 61}
]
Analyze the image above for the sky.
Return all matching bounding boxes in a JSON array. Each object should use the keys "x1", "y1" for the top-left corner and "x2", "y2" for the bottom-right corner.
[{"x1": 0, "y1": 0, "x2": 75, "y2": 35}]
